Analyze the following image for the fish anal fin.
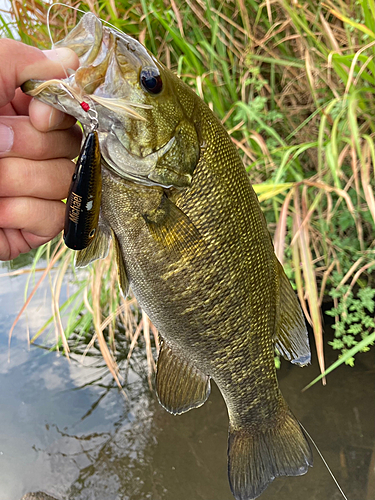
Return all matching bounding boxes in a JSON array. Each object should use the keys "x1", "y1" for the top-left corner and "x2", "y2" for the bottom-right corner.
[
  {"x1": 112, "y1": 231, "x2": 129, "y2": 297},
  {"x1": 143, "y1": 195, "x2": 203, "y2": 255},
  {"x1": 74, "y1": 224, "x2": 111, "y2": 268},
  {"x1": 156, "y1": 341, "x2": 211, "y2": 415},
  {"x1": 275, "y1": 260, "x2": 311, "y2": 366},
  {"x1": 228, "y1": 407, "x2": 313, "y2": 500}
]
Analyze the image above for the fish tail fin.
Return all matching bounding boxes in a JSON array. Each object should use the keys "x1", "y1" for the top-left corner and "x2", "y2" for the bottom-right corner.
[{"x1": 227, "y1": 407, "x2": 313, "y2": 500}]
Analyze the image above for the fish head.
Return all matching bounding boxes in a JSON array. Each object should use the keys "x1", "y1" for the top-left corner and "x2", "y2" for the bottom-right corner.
[{"x1": 23, "y1": 12, "x2": 201, "y2": 188}]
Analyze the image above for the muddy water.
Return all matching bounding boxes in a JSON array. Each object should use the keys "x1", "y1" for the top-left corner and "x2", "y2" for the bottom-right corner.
[{"x1": 0, "y1": 260, "x2": 374, "y2": 500}]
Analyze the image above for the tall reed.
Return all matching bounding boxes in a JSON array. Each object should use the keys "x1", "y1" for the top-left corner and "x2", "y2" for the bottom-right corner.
[{"x1": 3, "y1": 0, "x2": 374, "y2": 383}]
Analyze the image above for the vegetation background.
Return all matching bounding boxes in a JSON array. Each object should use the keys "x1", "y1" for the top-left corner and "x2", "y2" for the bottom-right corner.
[{"x1": 1, "y1": 0, "x2": 374, "y2": 386}]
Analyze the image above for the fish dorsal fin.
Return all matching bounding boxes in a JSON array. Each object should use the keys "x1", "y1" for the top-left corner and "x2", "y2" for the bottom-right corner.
[
  {"x1": 274, "y1": 260, "x2": 311, "y2": 366},
  {"x1": 143, "y1": 195, "x2": 203, "y2": 255},
  {"x1": 74, "y1": 224, "x2": 111, "y2": 268},
  {"x1": 156, "y1": 340, "x2": 211, "y2": 415},
  {"x1": 112, "y1": 231, "x2": 129, "y2": 297}
]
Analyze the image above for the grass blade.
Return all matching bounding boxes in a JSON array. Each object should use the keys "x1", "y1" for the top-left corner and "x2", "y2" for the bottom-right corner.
[{"x1": 303, "y1": 331, "x2": 375, "y2": 390}]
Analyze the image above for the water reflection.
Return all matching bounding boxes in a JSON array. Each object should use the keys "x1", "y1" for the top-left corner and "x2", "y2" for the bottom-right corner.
[{"x1": 0, "y1": 263, "x2": 374, "y2": 500}]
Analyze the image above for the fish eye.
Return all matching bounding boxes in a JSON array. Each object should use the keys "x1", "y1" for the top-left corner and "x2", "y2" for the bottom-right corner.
[{"x1": 140, "y1": 67, "x2": 163, "y2": 94}]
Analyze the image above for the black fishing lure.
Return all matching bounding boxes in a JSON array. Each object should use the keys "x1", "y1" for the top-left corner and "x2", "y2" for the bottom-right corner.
[{"x1": 64, "y1": 130, "x2": 102, "y2": 250}]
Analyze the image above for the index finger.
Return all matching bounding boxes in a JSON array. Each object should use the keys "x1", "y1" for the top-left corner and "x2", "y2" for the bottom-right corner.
[
  {"x1": 0, "y1": 39, "x2": 79, "y2": 109},
  {"x1": 0, "y1": 88, "x2": 32, "y2": 117}
]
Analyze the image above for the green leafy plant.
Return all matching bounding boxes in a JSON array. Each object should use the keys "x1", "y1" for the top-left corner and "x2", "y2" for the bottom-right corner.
[
  {"x1": 326, "y1": 278, "x2": 375, "y2": 366},
  {"x1": 3, "y1": 0, "x2": 374, "y2": 383}
]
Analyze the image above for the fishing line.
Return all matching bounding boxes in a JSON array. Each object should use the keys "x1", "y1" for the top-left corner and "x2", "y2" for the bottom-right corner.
[
  {"x1": 46, "y1": 2, "x2": 129, "y2": 39},
  {"x1": 34, "y1": 6, "x2": 353, "y2": 499},
  {"x1": 28, "y1": 77, "x2": 149, "y2": 122},
  {"x1": 299, "y1": 422, "x2": 349, "y2": 500},
  {"x1": 43, "y1": 3, "x2": 151, "y2": 124},
  {"x1": 27, "y1": 78, "x2": 89, "y2": 116},
  {"x1": 46, "y1": 3, "x2": 75, "y2": 80},
  {"x1": 46, "y1": 3, "x2": 102, "y2": 127},
  {"x1": 27, "y1": 79, "x2": 80, "y2": 100}
]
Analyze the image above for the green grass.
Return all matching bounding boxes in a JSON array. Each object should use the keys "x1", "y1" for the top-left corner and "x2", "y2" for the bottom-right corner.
[{"x1": 3, "y1": 0, "x2": 374, "y2": 383}]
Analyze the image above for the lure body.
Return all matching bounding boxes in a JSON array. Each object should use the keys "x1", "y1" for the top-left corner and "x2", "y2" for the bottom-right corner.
[{"x1": 64, "y1": 130, "x2": 102, "y2": 250}]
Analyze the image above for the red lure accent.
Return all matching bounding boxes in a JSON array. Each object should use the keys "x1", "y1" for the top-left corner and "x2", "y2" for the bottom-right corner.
[{"x1": 80, "y1": 101, "x2": 90, "y2": 112}]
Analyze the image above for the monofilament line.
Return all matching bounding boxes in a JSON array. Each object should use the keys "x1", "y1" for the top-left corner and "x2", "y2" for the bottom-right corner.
[
  {"x1": 45, "y1": 3, "x2": 147, "y2": 125},
  {"x1": 46, "y1": 3, "x2": 84, "y2": 80},
  {"x1": 299, "y1": 422, "x2": 349, "y2": 500},
  {"x1": 47, "y1": 2, "x2": 127, "y2": 38}
]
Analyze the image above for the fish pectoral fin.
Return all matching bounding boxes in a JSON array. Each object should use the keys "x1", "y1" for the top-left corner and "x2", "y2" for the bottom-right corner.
[
  {"x1": 228, "y1": 406, "x2": 313, "y2": 500},
  {"x1": 112, "y1": 231, "x2": 129, "y2": 297},
  {"x1": 156, "y1": 340, "x2": 211, "y2": 415},
  {"x1": 274, "y1": 260, "x2": 311, "y2": 366},
  {"x1": 143, "y1": 195, "x2": 203, "y2": 255},
  {"x1": 74, "y1": 224, "x2": 111, "y2": 268}
]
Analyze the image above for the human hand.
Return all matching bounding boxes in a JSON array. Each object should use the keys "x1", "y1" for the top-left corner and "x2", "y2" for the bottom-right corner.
[{"x1": 0, "y1": 38, "x2": 82, "y2": 261}]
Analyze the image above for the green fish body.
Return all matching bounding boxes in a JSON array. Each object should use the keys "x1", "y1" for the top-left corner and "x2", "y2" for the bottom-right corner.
[{"x1": 23, "y1": 13, "x2": 312, "y2": 499}]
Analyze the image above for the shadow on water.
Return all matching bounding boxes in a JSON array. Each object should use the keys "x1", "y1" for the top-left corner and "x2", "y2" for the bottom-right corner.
[{"x1": 0, "y1": 263, "x2": 374, "y2": 500}]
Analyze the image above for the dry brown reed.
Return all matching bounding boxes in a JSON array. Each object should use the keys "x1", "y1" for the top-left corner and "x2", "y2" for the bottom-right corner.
[{"x1": 5, "y1": 0, "x2": 374, "y2": 382}]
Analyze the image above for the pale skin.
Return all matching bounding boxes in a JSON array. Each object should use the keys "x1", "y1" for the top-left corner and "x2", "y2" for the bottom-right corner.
[{"x1": 0, "y1": 39, "x2": 82, "y2": 261}]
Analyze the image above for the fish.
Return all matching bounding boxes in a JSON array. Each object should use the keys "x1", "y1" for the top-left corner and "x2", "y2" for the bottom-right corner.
[
  {"x1": 21, "y1": 493, "x2": 59, "y2": 500},
  {"x1": 22, "y1": 12, "x2": 313, "y2": 499},
  {"x1": 64, "y1": 129, "x2": 102, "y2": 250}
]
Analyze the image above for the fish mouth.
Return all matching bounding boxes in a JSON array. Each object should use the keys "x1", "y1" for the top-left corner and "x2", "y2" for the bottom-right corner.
[
  {"x1": 23, "y1": 13, "x2": 154, "y2": 125},
  {"x1": 22, "y1": 77, "x2": 152, "y2": 127},
  {"x1": 22, "y1": 12, "x2": 173, "y2": 187}
]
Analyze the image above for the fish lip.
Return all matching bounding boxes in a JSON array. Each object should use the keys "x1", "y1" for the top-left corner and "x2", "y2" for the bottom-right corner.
[
  {"x1": 21, "y1": 80, "x2": 38, "y2": 94},
  {"x1": 22, "y1": 79, "x2": 172, "y2": 188},
  {"x1": 21, "y1": 12, "x2": 155, "y2": 126},
  {"x1": 21, "y1": 79, "x2": 66, "y2": 96},
  {"x1": 54, "y1": 11, "x2": 103, "y2": 66},
  {"x1": 21, "y1": 78, "x2": 92, "y2": 127},
  {"x1": 23, "y1": 13, "x2": 169, "y2": 187}
]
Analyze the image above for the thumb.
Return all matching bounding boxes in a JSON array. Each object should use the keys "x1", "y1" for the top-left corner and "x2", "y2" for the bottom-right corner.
[{"x1": 0, "y1": 38, "x2": 79, "y2": 108}]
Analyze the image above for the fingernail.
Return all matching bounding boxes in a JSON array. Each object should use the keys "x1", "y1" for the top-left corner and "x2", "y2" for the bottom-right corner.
[
  {"x1": 44, "y1": 47, "x2": 75, "y2": 63},
  {"x1": 49, "y1": 107, "x2": 65, "y2": 130},
  {"x1": 0, "y1": 123, "x2": 14, "y2": 153}
]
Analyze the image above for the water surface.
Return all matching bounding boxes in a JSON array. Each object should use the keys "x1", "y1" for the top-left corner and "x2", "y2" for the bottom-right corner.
[{"x1": 0, "y1": 261, "x2": 374, "y2": 500}]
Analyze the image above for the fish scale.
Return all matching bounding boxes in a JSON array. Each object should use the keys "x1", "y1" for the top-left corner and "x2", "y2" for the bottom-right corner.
[{"x1": 23, "y1": 12, "x2": 313, "y2": 500}]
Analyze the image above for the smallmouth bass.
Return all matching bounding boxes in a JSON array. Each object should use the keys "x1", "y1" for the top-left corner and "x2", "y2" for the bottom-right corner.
[{"x1": 23, "y1": 13, "x2": 313, "y2": 499}]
